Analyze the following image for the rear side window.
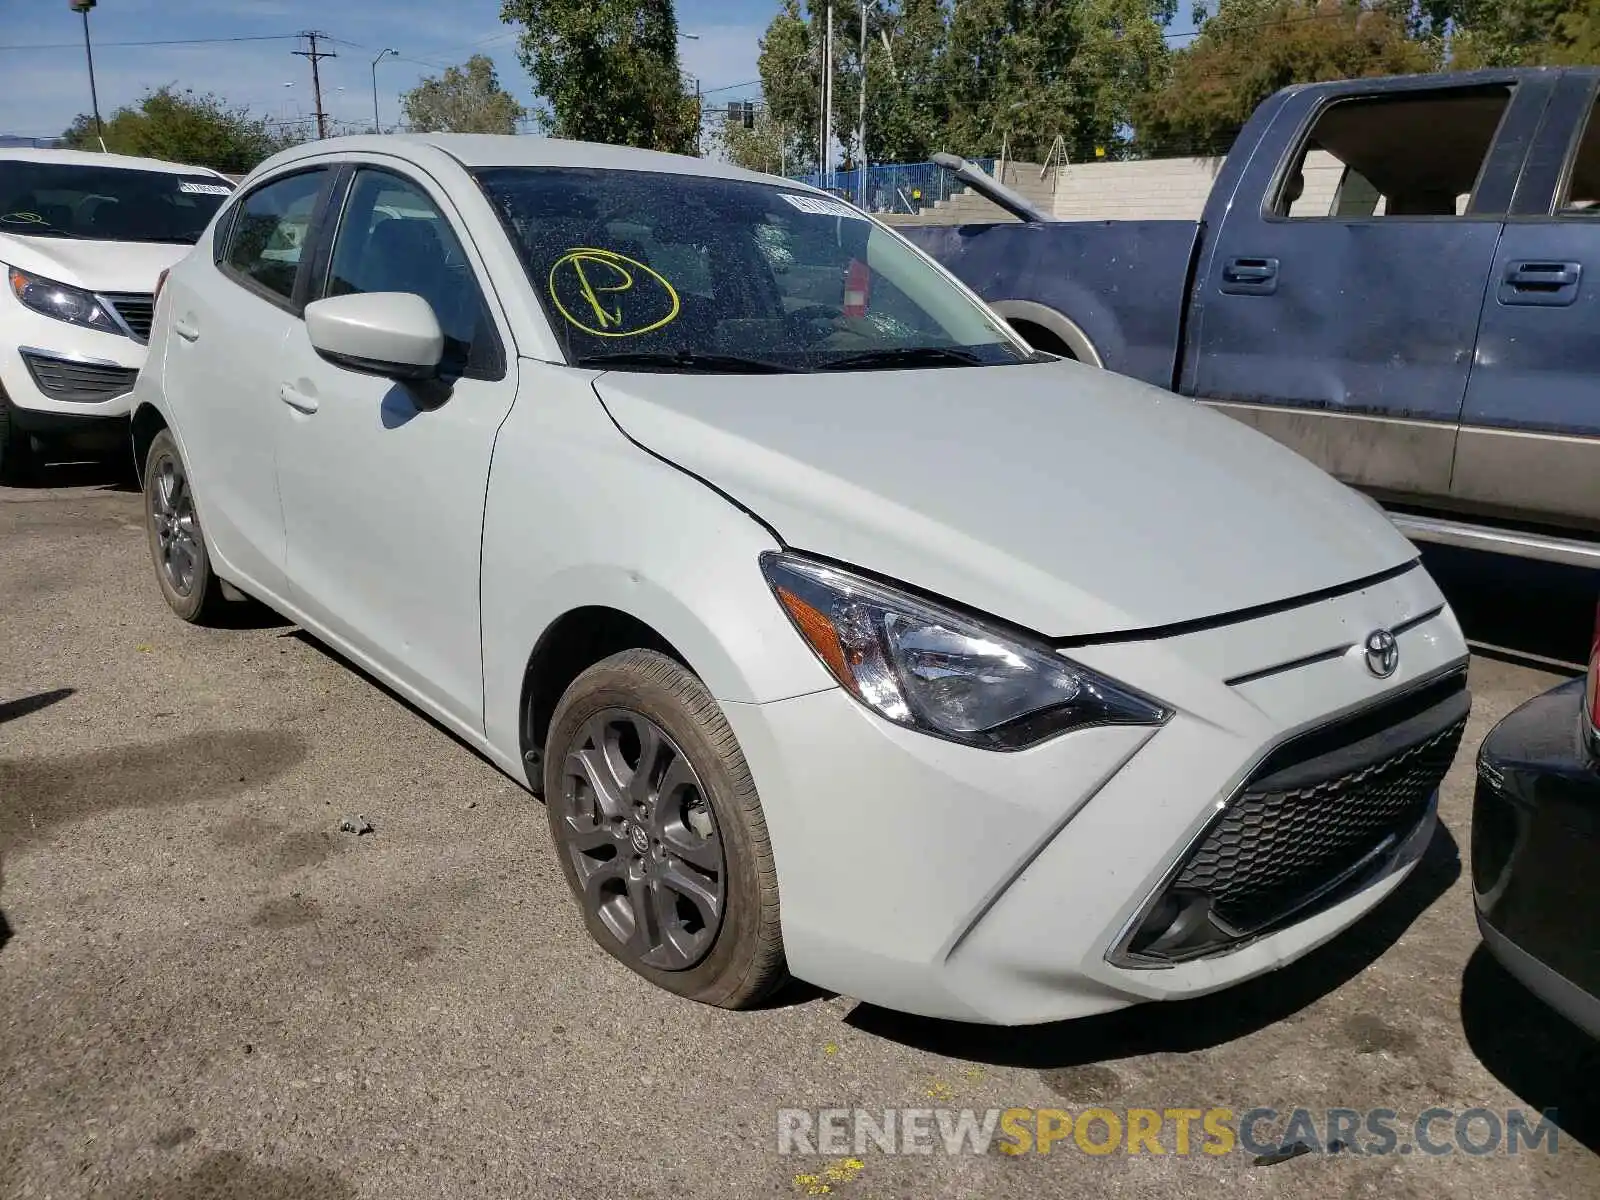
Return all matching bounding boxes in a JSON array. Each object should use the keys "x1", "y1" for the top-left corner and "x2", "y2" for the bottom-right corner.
[
  {"x1": 220, "y1": 168, "x2": 330, "y2": 304},
  {"x1": 1274, "y1": 86, "x2": 1512, "y2": 219},
  {"x1": 1560, "y1": 94, "x2": 1600, "y2": 213}
]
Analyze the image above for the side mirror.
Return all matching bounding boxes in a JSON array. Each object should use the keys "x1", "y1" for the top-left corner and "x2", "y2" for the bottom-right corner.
[{"x1": 305, "y1": 292, "x2": 443, "y2": 381}]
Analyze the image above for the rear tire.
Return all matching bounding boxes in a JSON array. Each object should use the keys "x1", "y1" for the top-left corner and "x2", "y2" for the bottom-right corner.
[
  {"x1": 143, "y1": 429, "x2": 224, "y2": 623},
  {"x1": 543, "y1": 649, "x2": 788, "y2": 1009}
]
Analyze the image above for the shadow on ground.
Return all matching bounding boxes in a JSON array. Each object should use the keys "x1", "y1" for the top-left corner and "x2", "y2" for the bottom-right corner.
[
  {"x1": 1420, "y1": 544, "x2": 1596, "y2": 668},
  {"x1": 845, "y1": 822, "x2": 1460, "y2": 1068},
  {"x1": 1460, "y1": 945, "x2": 1600, "y2": 1155},
  {"x1": 104, "y1": 1152, "x2": 354, "y2": 1200},
  {"x1": 0, "y1": 688, "x2": 74, "y2": 725}
]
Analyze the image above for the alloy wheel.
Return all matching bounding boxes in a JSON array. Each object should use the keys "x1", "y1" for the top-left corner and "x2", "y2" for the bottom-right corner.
[
  {"x1": 149, "y1": 453, "x2": 201, "y2": 597},
  {"x1": 554, "y1": 708, "x2": 726, "y2": 970}
]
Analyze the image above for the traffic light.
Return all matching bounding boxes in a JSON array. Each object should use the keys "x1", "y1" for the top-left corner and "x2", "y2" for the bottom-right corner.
[{"x1": 725, "y1": 101, "x2": 754, "y2": 129}]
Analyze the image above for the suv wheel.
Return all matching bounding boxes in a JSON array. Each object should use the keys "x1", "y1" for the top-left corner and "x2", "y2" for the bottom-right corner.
[
  {"x1": 143, "y1": 429, "x2": 224, "y2": 623},
  {"x1": 543, "y1": 649, "x2": 788, "y2": 1008},
  {"x1": 0, "y1": 395, "x2": 34, "y2": 486}
]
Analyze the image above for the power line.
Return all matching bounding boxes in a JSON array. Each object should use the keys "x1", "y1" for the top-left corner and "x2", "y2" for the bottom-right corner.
[
  {"x1": 700, "y1": 78, "x2": 762, "y2": 96},
  {"x1": 0, "y1": 33, "x2": 300, "y2": 52}
]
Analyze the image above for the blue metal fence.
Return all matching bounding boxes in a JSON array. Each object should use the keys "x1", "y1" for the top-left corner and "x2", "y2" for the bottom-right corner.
[{"x1": 788, "y1": 158, "x2": 996, "y2": 215}]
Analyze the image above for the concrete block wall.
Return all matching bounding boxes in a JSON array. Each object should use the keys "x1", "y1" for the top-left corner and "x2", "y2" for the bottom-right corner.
[{"x1": 881, "y1": 150, "x2": 1349, "y2": 226}]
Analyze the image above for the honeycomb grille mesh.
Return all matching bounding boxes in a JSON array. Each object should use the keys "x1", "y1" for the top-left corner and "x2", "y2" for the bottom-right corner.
[{"x1": 1173, "y1": 716, "x2": 1466, "y2": 933}]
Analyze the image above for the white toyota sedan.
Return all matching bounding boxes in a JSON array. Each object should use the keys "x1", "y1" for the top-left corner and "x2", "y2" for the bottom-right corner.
[
  {"x1": 131, "y1": 134, "x2": 1470, "y2": 1024},
  {"x1": 0, "y1": 148, "x2": 233, "y2": 481}
]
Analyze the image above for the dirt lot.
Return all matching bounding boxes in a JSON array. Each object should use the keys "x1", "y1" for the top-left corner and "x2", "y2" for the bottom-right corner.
[{"x1": 2, "y1": 472, "x2": 1598, "y2": 1199}]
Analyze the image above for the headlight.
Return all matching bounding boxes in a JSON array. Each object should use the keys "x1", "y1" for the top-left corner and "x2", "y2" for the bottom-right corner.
[
  {"x1": 7, "y1": 267, "x2": 118, "y2": 333},
  {"x1": 760, "y1": 552, "x2": 1170, "y2": 750}
]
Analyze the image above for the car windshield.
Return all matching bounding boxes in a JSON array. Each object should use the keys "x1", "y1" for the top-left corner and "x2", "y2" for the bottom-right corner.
[
  {"x1": 473, "y1": 166, "x2": 1036, "y2": 372},
  {"x1": 0, "y1": 160, "x2": 232, "y2": 244}
]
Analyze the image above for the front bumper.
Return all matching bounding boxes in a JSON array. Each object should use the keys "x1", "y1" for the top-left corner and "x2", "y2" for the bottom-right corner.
[
  {"x1": 1472, "y1": 678, "x2": 1600, "y2": 1038},
  {"x1": 725, "y1": 562, "x2": 1469, "y2": 1024},
  {"x1": 1, "y1": 290, "x2": 147, "y2": 422}
]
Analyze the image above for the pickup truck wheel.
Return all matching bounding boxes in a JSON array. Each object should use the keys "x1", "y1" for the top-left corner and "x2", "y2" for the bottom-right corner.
[
  {"x1": 543, "y1": 649, "x2": 787, "y2": 1009},
  {"x1": 143, "y1": 430, "x2": 224, "y2": 623},
  {"x1": 0, "y1": 394, "x2": 35, "y2": 486}
]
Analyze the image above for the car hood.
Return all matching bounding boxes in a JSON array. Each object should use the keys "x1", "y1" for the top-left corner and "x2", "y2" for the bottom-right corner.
[
  {"x1": 592, "y1": 360, "x2": 1418, "y2": 638},
  {"x1": 0, "y1": 233, "x2": 191, "y2": 293}
]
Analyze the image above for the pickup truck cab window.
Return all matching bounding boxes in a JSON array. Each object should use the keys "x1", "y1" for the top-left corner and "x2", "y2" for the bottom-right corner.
[
  {"x1": 220, "y1": 168, "x2": 332, "y2": 307},
  {"x1": 1560, "y1": 93, "x2": 1600, "y2": 212},
  {"x1": 1275, "y1": 85, "x2": 1513, "y2": 219}
]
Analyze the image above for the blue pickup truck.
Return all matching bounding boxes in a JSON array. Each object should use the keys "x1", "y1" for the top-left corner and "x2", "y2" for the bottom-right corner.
[{"x1": 906, "y1": 67, "x2": 1600, "y2": 568}]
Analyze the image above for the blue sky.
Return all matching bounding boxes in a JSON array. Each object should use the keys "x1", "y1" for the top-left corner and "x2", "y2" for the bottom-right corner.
[{"x1": 0, "y1": 0, "x2": 771, "y2": 140}]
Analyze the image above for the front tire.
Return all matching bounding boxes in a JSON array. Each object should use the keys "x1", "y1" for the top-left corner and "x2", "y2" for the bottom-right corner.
[
  {"x1": 143, "y1": 429, "x2": 224, "y2": 623},
  {"x1": 0, "y1": 394, "x2": 35, "y2": 486},
  {"x1": 543, "y1": 649, "x2": 787, "y2": 1008}
]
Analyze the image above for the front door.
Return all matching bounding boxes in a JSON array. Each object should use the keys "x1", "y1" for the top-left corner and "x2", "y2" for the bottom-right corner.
[
  {"x1": 1185, "y1": 75, "x2": 1547, "y2": 503},
  {"x1": 275, "y1": 164, "x2": 518, "y2": 733},
  {"x1": 1456, "y1": 70, "x2": 1600, "y2": 531}
]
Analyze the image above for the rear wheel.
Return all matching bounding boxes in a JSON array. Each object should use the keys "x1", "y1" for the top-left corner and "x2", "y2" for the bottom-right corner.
[
  {"x1": 543, "y1": 649, "x2": 787, "y2": 1008},
  {"x1": 143, "y1": 429, "x2": 224, "y2": 623}
]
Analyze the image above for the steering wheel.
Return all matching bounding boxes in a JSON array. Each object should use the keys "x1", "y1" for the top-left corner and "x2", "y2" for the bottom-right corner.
[{"x1": 787, "y1": 304, "x2": 843, "y2": 322}]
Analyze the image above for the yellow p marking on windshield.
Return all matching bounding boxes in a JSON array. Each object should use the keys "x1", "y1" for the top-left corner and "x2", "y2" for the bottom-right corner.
[{"x1": 548, "y1": 247, "x2": 680, "y2": 338}]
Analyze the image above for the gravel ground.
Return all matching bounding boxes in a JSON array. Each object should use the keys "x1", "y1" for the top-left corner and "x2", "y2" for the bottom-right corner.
[{"x1": 2, "y1": 470, "x2": 1597, "y2": 1199}]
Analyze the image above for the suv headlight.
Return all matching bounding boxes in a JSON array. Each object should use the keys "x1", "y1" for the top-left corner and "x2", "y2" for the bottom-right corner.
[
  {"x1": 761, "y1": 552, "x2": 1170, "y2": 750},
  {"x1": 7, "y1": 267, "x2": 118, "y2": 333}
]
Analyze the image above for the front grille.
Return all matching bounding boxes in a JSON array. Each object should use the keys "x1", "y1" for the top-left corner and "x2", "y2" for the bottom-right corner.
[
  {"x1": 1175, "y1": 716, "x2": 1465, "y2": 932},
  {"x1": 103, "y1": 293, "x2": 155, "y2": 342},
  {"x1": 20, "y1": 351, "x2": 139, "y2": 404},
  {"x1": 1116, "y1": 670, "x2": 1469, "y2": 964}
]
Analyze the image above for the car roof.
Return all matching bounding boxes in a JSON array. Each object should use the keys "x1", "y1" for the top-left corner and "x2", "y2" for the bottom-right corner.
[
  {"x1": 0, "y1": 146, "x2": 229, "y2": 178},
  {"x1": 258, "y1": 133, "x2": 799, "y2": 189}
]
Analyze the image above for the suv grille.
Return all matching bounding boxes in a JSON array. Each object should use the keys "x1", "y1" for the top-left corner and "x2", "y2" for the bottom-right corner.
[
  {"x1": 1115, "y1": 670, "x2": 1469, "y2": 965},
  {"x1": 21, "y1": 351, "x2": 139, "y2": 404},
  {"x1": 103, "y1": 293, "x2": 155, "y2": 342}
]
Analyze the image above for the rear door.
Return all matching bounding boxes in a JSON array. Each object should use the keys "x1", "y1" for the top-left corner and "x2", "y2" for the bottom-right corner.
[
  {"x1": 1455, "y1": 69, "x2": 1600, "y2": 531},
  {"x1": 162, "y1": 165, "x2": 336, "y2": 601},
  {"x1": 1184, "y1": 74, "x2": 1549, "y2": 503}
]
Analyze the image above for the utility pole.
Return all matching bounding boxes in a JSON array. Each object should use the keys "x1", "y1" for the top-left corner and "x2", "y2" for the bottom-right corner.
[
  {"x1": 823, "y1": 4, "x2": 834, "y2": 191},
  {"x1": 857, "y1": 0, "x2": 867, "y2": 207},
  {"x1": 68, "y1": 1, "x2": 103, "y2": 146},
  {"x1": 293, "y1": 31, "x2": 337, "y2": 139}
]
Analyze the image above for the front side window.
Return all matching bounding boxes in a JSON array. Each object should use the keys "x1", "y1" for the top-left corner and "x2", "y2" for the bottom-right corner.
[
  {"x1": 222, "y1": 169, "x2": 329, "y2": 303},
  {"x1": 324, "y1": 168, "x2": 498, "y2": 378},
  {"x1": 474, "y1": 167, "x2": 1032, "y2": 372},
  {"x1": 0, "y1": 161, "x2": 231, "y2": 244},
  {"x1": 1274, "y1": 86, "x2": 1512, "y2": 219}
]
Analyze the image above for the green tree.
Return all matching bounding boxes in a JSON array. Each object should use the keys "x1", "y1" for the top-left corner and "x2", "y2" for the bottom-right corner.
[
  {"x1": 1139, "y1": 0, "x2": 1438, "y2": 156},
  {"x1": 400, "y1": 54, "x2": 526, "y2": 134},
  {"x1": 757, "y1": 0, "x2": 824, "y2": 170},
  {"x1": 60, "y1": 86, "x2": 292, "y2": 173},
  {"x1": 500, "y1": 0, "x2": 699, "y2": 153},
  {"x1": 713, "y1": 104, "x2": 802, "y2": 174}
]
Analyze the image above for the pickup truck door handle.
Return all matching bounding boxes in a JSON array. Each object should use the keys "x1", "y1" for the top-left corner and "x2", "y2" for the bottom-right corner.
[
  {"x1": 1220, "y1": 256, "x2": 1279, "y2": 295},
  {"x1": 1499, "y1": 260, "x2": 1583, "y2": 306},
  {"x1": 172, "y1": 318, "x2": 199, "y2": 343},
  {"x1": 279, "y1": 383, "x2": 319, "y2": 414}
]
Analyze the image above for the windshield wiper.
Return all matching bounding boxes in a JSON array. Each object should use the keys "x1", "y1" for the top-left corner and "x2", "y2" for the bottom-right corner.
[
  {"x1": 817, "y1": 346, "x2": 986, "y2": 371},
  {"x1": 573, "y1": 349, "x2": 797, "y2": 374}
]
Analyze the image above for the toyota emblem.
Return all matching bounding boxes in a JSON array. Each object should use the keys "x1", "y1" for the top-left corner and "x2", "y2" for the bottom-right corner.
[{"x1": 1364, "y1": 629, "x2": 1399, "y2": 678}]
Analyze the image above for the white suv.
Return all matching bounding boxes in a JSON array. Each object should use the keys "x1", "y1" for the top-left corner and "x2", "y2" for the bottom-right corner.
[
  {"x1": 131, "y1": 135, "x2": 1470, "y2": 1024},
  {"x1": 0, "y1": 148, "x2": 233, "y2": 482}
]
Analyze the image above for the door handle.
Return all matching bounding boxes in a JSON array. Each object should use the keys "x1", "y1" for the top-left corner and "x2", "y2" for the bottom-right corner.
[
  {"x1": 279, "y1": 383, "x2": 319, "y2": 414},
  {"x1": 1499, "y1": 260, "x2": 1582, "y2": 306},
  {"x1": 172, "y1": 319, "x2": 199, "y2": 343},
  {"x1": 1220, "y1": 256, "x2": 1279, "y2": 295}
]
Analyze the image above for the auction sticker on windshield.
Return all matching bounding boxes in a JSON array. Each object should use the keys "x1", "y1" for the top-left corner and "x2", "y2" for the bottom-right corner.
[
  {"x1": 778, "y1": 193, "x2": 865, "y2": 220},
  {"x1": 178, "y1": 181, "x2": 233, "y2": 195}
]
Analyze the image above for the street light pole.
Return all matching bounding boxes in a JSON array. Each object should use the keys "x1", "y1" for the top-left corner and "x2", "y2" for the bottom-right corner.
[
  {"x1": 371, "y1": 48, "x2": 398, "y2": 134},
  {"x1": 857, "y1": 0, "x2": 867, "y2": 207},
  {"x1": 69, "y1": 0, "x2": 103, "y2": 146}
]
